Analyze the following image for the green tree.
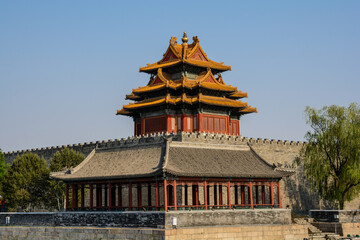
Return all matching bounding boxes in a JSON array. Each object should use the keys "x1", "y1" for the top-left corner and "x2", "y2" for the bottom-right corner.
[
  {"x1": 0, "y1": 149, "x2": 9, "y2": 201},
  {"x1": 0, "y1": 149, "x2": 8, "y2": 183},
  {"x1": 1, "y1": 152, "x2": 50, "y2": 211},
  {"x1": 298, "y1": 103, "x2": 360, "y2": 209},
  {"x1": 50, "y1": 148, "x2": 85, "y2": 172},
  {"x1": 47, "y1": 148, "x2": 84, "y2": 211}
]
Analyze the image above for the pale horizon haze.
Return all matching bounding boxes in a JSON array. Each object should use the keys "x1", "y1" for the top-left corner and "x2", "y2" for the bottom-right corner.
[{"x1": 1, "y1": 1, "x2": 359, "y2": 152}]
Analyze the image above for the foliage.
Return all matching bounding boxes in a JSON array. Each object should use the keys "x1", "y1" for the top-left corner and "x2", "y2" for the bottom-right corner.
[
  {"x1": 47, "y1": 148, "x2": 85, "y2": 210},
  {"x1": 298, "y1": 103, "x2": 360, "y2": 209},
  {"x1": 1, "y1": 152, "x2": 50, "y2": 211},
  {"x1": 50, "y1": 147, "x2": 85, "y2": 172},
  {"x1": 0, "y1": 149, "x2": 9, "y2": 183}
]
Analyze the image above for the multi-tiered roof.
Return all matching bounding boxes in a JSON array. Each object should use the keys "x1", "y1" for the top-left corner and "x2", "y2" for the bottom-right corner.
[{"x1": 117, "y1": 33, "x2": 257, "y2": 118}]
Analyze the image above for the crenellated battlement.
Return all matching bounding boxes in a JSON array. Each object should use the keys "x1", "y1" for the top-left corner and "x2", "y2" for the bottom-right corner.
[{"x1": 3, "y1": 132, "x2": 306, "y2": 165}]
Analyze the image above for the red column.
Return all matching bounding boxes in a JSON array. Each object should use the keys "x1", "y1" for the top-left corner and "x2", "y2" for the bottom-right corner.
[
  {"x1": 277, "y1": 181, "x2": 281, "y2": 208},
  {"x1": 166, "y1": 115, "x2": 171, "y2": 133},
  {"x1": 173, "y1": 180, "x2": 177, "y2": 211},
  {"x1": 237, "y1": 121, "x2": 240, "y2": 136},
  {"x1": 227, "y1": 181, "x2": 231, "y2": 209},
  {"x1": 118, "y1": 184, "x2": 122, "y2": 209},
  {"x1": 214, "y1": 184, "x2": 217, "y2": 206},
  {"x1": 195, "y1": 184, "x2": 199, "y2": 208},
  {"x1": 129, "y1": 183, "x2": 132, "y2": 211},
  {"x1": 65, "y1": 184, "x2": 69, "y2": 211},
  {"x1": 219, "y1": 185, "x2": 223, "y2": 206},
  {"x1": 262, "y1": 185, "x2": 265, "y2": 206},
  {"x1": 249, "y1": 182, "x2": 253, "y2": 209},
  {"x1": 198, "y1": 113, "x2": 202, "y2": 132},
  {"x1": 226, "y1": 116, "x2": 230, "y2": 134},
  {"x1": 81, "y1": 184, "x2": 85, "y2": 209},
  {"x1": 155, "y1": 181, "x2": 159, "y2": 211},
  {"x1": 108, "y1": 183, "x2": 112, "y2": 211},
  {"x1": 164, "y1": 179, "x2": 168, "y2": 211},
  {"x1": 204, "y1": 180, "x2": 208, "y2": 210},
  {"x1": 270, "y1": 182, "x2": 274, "y2": 207},
  {"x1": 89, "y1": 184, "x2": 93, "y2": 210},
  {"x1": 181, "y1": 114, "x2": 186, "y2": 131},
  {"x1": 241, "y1": 185, "x2": 245, "y2": 206}
]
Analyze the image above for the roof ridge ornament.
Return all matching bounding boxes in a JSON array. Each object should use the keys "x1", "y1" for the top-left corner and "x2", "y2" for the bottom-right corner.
[
  {"x1": 181, "y1": 32, "x2": 189, "y2": 44},
  {"x1": 170, "y1": 36, "x2": 177, "y2": 46}
]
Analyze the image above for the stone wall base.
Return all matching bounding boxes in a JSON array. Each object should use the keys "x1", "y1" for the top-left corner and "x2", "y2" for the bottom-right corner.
[
  {"x1": 342, "y1": 223, "x2": 360, "y2": 236},
  {"x1": 0, "y1": 224, "x2": 308, "y2": 240},
  {"x1": 311, "y1": 222, "x2": 360, "y2": 237}
]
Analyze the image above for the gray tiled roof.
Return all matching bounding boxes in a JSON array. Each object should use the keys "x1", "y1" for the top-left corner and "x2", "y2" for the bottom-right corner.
[{"x1": 51, "y1": 138, "x2": 293, "y2": 181}]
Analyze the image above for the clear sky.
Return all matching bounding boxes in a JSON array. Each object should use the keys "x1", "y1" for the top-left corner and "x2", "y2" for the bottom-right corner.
[{"x1": 0, "y1": 1, "x2": 359, "y2": 152}]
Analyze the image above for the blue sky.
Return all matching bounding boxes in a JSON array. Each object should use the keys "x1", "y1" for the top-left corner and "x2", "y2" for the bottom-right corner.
[{"x1": 1, "y1": 1, "x2": 359, "y2": 152}]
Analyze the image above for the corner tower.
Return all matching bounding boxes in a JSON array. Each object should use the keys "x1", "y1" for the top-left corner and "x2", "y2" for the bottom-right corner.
[{"x1": 117, "y1": 32, "x2": 257, "y2": 136}]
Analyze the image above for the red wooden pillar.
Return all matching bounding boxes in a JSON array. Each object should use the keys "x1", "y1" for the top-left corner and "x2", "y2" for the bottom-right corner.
[
  {"x1": 249, "y1": 182, "x2": 253, "y2": 209},
  {"x1": 234, "y1": 185, "x2": 238, "y2": 205},
  {"x1": 226, "y1": 116, "x2": 230, "y2": 134},
  {"x1": 262, "y1": 185, "x2": 265, "y2": 206},
  {"x1": 155, "y1": 181, "x2": 159, "y2": 210},
  {"x1": 118, "y1": 184, "x2": 122, "y2": 209},
  {"x1": 164, "y1": 179, "x2": 168, "y2": 211},
  {"x1": 65, "y1": 184, "x2": 69, "y2": 211},
  {"x1": 166, "y1": 114, "x2": 171, "y2": 133},
  {"x1": 214, "y1": 184, "x2": 217, "y2": 206},
  {"x1": 80, "y1": 184, "x2": 85, "y2": 209},
  {"x1": 195, "y1": 184, "x2": 199, "y2": 208},
  {"x1": 173, "y1": 180, "x2": 177, "y2": 211},
  {"x1": 137, "y1": 183, "x2": 142, "y2": 209},
  {"x1": 270, "y1": 182, "x2": 274, "y2": 208},
  {"x1": 227, "y1": 181, "x2": 231, "y2": 209},
  {"x1": 198, "y1": 113, "x2": 202, "y2": 132},
  {"x1": 277, "y1": 181, "x2": 281, "y2": 208},
  {"x1": 236, "y1": 120, "x2": 240, "y2": 136},
  {"x1": 129, "y1": 183, "x2": 132, "y2": 211},
  {"x1": 89, "y1": 184, "x2": 93, "y2": 210},
  {"x1": 108, "y1": 183, "x2": 112, "y2": 211},
  {"x1": 181, "y1": 114, "x2": 186, "y2": 131},
  {"x1": 204, "y1": 180, "x2": 208, "y2": 210}
]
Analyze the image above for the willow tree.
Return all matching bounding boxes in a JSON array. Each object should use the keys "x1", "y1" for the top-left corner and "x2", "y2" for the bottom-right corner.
[{"x1": 299, "y1": 103, "x2": 360, "y2": 209}]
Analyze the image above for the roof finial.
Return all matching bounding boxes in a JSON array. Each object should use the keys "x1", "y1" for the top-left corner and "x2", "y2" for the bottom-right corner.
[{"x1": 182, "y1": 32, "x2": 188, "y2": 44}]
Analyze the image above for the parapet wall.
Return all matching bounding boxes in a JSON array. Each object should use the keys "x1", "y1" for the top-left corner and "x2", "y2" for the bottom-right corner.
[
  {"x1": 0, "y1": 224, "x2": 309, "y2": 240},
  {"x1": 3, "y1": 132, "x2": 305, "y2": 164},
  {"x1": 0, "y1": 209, "x2": 291, "y2": 228},
  {"x1": 3, "y1": 132, "x2": 360, "y2": 212}
]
